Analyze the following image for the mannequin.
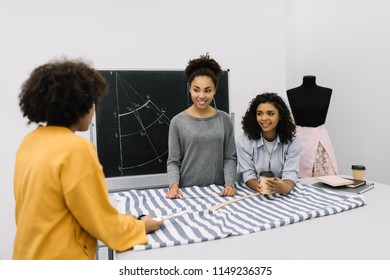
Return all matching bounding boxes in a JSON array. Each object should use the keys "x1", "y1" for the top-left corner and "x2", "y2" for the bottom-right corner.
[
  {"x1": 287, "y1": 75, "x2": 331, "y2": 127},
  {"x1": 287, "y1": 75, "x2": 338, "y2": 178}
]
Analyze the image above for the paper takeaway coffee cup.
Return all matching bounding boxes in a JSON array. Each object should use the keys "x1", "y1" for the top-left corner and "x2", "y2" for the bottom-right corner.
[
  {"x1": 351, "y1": 165, "x2": 366, "y2": 180},
  {"x1": 259, "y1": 171, "x2": 275, "y2": 195}
]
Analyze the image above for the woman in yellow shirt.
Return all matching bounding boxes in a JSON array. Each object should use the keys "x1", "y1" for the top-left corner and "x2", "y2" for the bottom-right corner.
[{"x1": 13, "y1": 58, "x2": 163, "y2": 260}]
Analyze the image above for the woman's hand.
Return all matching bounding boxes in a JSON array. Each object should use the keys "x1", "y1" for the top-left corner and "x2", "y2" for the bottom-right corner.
[
  {"x1": 267, "y1": 178, "x2": 294, "y2": 194},
  {"x1": 165, "y1": 184, "x2": 182, "y2": 199},
  {"x1": 139, "y1": 215, "x2": 164, "y2": 233},
  {"x1": 220, "y1": 185, "x2": 237, "y2": 197},
  {"x1": 246, "y1": 178, "x2": 262, "y2": 193}
]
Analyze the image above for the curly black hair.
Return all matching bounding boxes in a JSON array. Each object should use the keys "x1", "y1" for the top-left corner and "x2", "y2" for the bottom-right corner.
[
  {"x1": 241, "y1": 92, "x2": 296, "y2": 144},
  {"x1": 19, "y1": 58, "x2": 107, "y2": 127},
  {"x1": 184, "y1": 53, "x2": 223, "y2": 87}
]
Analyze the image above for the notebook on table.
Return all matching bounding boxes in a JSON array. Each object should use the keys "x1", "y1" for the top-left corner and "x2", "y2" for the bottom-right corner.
[
  {"x1": 315, "y1": 175, "x2": 366, "y2": 188},
  {"x1": 314, "y1": 175, "x2": 371, "y2": 194}
]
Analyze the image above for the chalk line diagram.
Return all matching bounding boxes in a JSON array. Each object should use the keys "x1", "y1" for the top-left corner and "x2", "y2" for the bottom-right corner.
[{"x1": 112, "y1": 72, "x2": 171, "y2": 176}]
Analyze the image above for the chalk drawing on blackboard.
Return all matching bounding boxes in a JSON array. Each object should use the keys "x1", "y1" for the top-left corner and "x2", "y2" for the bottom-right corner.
[
  {"x1": 94, "y1": 70, "x2": 183, "y2": 179},
  {"x1": 111, "y1": 72, "x2": 171, "y2": 175}
]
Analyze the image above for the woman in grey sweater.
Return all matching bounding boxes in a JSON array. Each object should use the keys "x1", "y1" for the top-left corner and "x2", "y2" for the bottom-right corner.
[{"x1": 165, "y1": 54, "x2": 237, "y2": 199}]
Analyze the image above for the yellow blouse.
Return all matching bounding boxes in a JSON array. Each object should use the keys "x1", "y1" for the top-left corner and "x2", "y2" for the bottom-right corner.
[{"x1": 13, "y1": 126, "x2": 147, "y2": 259}]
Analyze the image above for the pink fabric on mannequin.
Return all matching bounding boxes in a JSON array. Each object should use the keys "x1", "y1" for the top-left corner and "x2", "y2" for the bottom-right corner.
[{"x1": 296, "y1": 125, "x2": 338, "y2": 178}]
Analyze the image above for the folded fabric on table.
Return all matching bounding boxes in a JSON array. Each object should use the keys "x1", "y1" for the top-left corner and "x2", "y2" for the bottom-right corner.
[{"x1": 113, "y1": 183, "x2": 366, "y2": 251}]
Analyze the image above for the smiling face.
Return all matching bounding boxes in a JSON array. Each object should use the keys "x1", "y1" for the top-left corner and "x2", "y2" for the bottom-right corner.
[
  {"x1": 189, "y1": 75, "x2": 216, "y2": 112},
  {"x1": 256, "y1": 102, "x2": 280, "y2": 141}
]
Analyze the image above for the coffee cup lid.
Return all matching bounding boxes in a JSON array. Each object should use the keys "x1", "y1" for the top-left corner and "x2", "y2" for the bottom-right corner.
[
  {"x1": 259, "y1": 171, "x2": 275, "y2": 177},
  {"x1": 351, "y1": 165, "x2": 366, "y2": 170}
]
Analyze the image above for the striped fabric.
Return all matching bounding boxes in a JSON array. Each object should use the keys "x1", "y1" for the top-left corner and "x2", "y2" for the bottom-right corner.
[{"x1": 113, "y1": 183, "x2": 366, "y2": 251}]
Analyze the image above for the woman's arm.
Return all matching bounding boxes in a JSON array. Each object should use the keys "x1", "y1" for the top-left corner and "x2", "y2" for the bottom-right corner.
[
  {"x1": 245, "y1": 178, "x2": 261, "y2": 192},
  {"x1": 166, "y1": 119, "x2": 182, "y2": 188},
  {"x1": 165, "y1": 183, "x2": 182, "y2": 199},
  {"x1": 269, "y1": 136, "x2": 301, "y2": 194},
  {"x1": 280, "y1": 135, "x2": 301, "y2": 186},
  {"x1": 236, "y1": 134, "x2": 259, "y2": 185},
  {"x1": 223, "y1": 114, "x2": 238, "y2": 188}
]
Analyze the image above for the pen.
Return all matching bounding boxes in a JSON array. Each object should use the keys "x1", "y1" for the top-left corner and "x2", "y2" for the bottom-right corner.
[{"x1": 358, "y1": 183, "x2": 374, "y2": 194}]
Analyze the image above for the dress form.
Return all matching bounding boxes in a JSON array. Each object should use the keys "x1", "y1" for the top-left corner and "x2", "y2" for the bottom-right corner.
[
  {"x1": 287, "y1": 75, "x2": 332, "y2": 127},
  {"x1": 287, "y1": 75, "x2": 338, "y2": 177}
]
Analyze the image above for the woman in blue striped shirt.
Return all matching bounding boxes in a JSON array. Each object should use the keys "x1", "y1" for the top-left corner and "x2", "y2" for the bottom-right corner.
[{"x1": 236, "y1": 93, "x2": 301, "y2": 195}]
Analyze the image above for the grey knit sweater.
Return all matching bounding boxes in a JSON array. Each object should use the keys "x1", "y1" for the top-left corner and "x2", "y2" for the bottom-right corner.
[{"x1": 167, "y1": 110, "x2": 237, "y2": 188}]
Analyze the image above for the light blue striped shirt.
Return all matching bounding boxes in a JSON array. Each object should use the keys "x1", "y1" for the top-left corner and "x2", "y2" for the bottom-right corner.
[{"x1": 236, "y1": 133, "x2": 301, "y2": 184}]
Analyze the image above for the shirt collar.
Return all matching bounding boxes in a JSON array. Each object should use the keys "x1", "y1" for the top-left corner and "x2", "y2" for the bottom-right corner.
[{"x1": 257, "y1": 135, "x2": 281, "y2": 148}]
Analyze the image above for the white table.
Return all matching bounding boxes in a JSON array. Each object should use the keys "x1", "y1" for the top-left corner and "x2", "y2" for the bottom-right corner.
[{"x1": 114, "y1": 178, "x2": 390, "y2": 260}]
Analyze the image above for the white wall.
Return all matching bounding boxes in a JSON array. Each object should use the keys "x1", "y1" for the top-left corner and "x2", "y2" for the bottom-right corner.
[
  {"x1": 0, "y1": 0, "x2": 287, "y2": 260},
  {"x1": 287, "y1": 0, "x2": 390, "y2": 184}
]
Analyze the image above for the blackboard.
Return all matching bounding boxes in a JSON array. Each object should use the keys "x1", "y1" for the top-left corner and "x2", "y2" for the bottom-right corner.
[{"x1": 91, "y1": 69, "x2": 229, "y2": 189}]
